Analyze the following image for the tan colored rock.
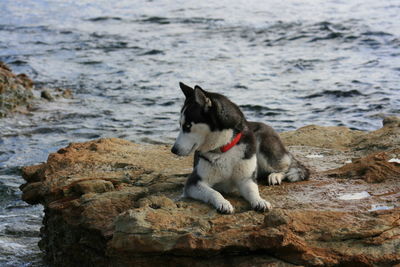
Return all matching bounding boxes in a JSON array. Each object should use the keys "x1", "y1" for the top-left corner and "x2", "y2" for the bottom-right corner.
[
  {"x1": 281, "y1": 117, "x2": 400, "y2": 153},
  {"x1": 20, "y1": 121, "x2": 400, "y2": 266},
  {"x1": 352, "y1": 119, "x2": 400, "y2": 153},
  {"x1": 280, "y1": 125, "x2": 364, "y2": 150}
]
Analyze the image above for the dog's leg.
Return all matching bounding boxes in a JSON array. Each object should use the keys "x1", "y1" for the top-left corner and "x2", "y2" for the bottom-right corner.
[
  {"x1": 237, "y1": 179, "x2": 272, "y2": 212},
  {"x1": 285, "y1": 154, "x2": 310, "y2": 182},
  {"x1": 185, "y1": 181, "x2": 234, "y2": 214},
  {"x1": 262, "y1": 154, "x2": 309, "y2": 185}
]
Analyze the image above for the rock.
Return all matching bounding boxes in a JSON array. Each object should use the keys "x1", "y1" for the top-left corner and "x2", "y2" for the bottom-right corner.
[
  {"x1": 0, "y1": 61, "x2": 73, "y2": 117},
  {"x1": 39, "y1": 87, "x2": 74, "y2": 101},
  {"x1": 40, "y1": 89, "x2": 55, "y2": 101},
  {"x1": 73, "y1": 179, "x2": 115, "y2": 194},
  {"x1": 0, "y1": 61, "x2": 34, "y2": 116},
  {"x1": 20, "y1": 120, "x2": 400, "y2": 266},
  {"x1": 61, "y1": 88, "x2": 73, "y2": 99},
  {"x1": 16, "y1": 73, "x2": 34, "y2": 89},
  {"x1": 281, "y1": 116, "x2": 400, "y2": 154},
  {"x1": 280, "y1": 125, "x2": 364, "y2": 150},
  {"x1": 351, "y1": 119, "x2": 400, "y2": 153},
  {"x1": 324, "y1": 149, "x2": 400, "y2": 183},
  {"x1": 51, "y1": 87, "x2": 74, "y2": 99},
  {"x1": 383, "y1": 116, "x2": 400, "y2": 126},
  {"x1": 0, "y1": 61, "x2": 12, "y2": 72},
  {"x1": 264, "y1": 209, "x2": 291, "y2": 227}
]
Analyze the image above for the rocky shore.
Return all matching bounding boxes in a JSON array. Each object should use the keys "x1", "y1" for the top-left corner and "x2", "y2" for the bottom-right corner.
[
  {"x1": 20, "y1": 118, "x2": 400, "y2": 266},
  {"x1": 0, "y1": 62, "x2": 73, "y2": 117},
  {"x1": 0, "y1": 62, "x2": 34, "y2": 117}
]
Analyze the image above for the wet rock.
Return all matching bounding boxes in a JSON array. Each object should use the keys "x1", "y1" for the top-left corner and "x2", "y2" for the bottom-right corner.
[
  {"x1": 0, "y1": 61, "x2": 12, "y2": 72},
  {"x1": 39, "y1": 87, "x2": 73, "y2": 101},
  {"x1": 61, "y1": 88, "x2": 73, "y2": 99},
  {"x1": 0, "y1": 61, "x2": 34, "y2": 116},
  {"x1": 16, "y1": 73, "x2": 34, "y2": 89},
  {"x1": 40, "y1": 89, "x2": 55, "y2": 101},
  {"x1": 0, "y1": 61, "x2": 73, "y2": 117},
  {"x1": 20, "y1": 121, "x2": 400, "y2": 266},
  {"x1": 51, "y1": 87, "x2": 73, "y2": 99}
]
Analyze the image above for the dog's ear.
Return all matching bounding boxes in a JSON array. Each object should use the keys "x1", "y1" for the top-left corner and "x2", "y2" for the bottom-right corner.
[
  {"x1": 194, "y1": 86, "x2": 212, "y2": 110},
  {"x1": 179, "y1": 82, "x2": 194, "y2": 98}
]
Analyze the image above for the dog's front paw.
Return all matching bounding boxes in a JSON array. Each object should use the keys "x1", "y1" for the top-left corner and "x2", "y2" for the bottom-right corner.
[
  {"x1": 216, "y1": 199, "x2": 234, "y2": 214},
  {"x1": 252, "y1": 198, "x2": 272, "y2": 212},
  {"x1": 268, "y1": 173, "x2": 284, "y2": 185}
]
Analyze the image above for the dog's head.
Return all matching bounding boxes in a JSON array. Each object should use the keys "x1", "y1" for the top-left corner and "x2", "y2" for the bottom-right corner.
[{"x1": 171, "y1": 82, "x2": 246, "y2": 156}]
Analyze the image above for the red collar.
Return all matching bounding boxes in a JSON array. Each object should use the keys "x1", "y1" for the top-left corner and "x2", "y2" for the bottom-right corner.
[{"x1": 220, "y1": 132, "x2": 242, "y2": 153}]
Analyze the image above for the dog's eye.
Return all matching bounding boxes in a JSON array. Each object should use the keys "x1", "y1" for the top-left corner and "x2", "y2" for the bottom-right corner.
[{"x1": 183, "y1": 123, "x2": 191, "y2": 131}]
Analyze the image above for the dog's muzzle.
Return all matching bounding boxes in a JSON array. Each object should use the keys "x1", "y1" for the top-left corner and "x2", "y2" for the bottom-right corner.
[{"x1": 171, "y1": 143, "x2": 197, "y2": 156}]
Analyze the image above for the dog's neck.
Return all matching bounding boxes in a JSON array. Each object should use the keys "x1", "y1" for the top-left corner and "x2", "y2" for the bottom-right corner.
[
  {"x1": 198, "y1": 129, "x2": 236, "y2": 153},
  {"x1": 220, "y1": 132, "x2": 242, "y2": 152}
]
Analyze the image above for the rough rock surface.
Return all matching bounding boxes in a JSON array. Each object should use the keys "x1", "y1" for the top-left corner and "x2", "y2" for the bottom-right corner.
[
  {"x1": 281, "y1": 116, "x2": 400, "y2": 153},
  {"x1": 0, "y1": 61, "x2": 34, "y2": 116},
  {"x1": 21, "y1": 119, "x2": 400, "y2": 266},
  {"x1": 324, "y1": 149, "x2": 400, "y2": 183}
]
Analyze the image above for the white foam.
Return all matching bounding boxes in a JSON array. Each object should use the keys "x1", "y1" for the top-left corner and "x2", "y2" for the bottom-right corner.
[
  {"x1": 338, "y1": 191, "x2": 370, "y2": 200},
  {"x1": 388, "y1": 158, "x2": 400, "y2": 163},
  {"x1": 306, "y1": 154, "x2": 324, "y2": 158},
  {"x1": 369, "y1": 204, "x2": 394, "y2": 212}
]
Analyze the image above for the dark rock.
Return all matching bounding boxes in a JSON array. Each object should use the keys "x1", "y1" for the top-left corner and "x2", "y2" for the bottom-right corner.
[{"x1": 41, "y1": 90, "x2": 54, "y2": 101}]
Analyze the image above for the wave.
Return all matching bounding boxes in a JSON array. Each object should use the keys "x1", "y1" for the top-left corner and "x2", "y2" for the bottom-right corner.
[
  {"x1": 303, "y1": 89, "x2": 363, "y2": 99},
  {"x1": 86, "y1": 16, "x2": 123, "y2": 22},
  {"x1": 240, "y1": 104, "x2": 286, "y2": 116},
  {"x1": 137, "y1": 16, "x2": 223, "y2": 25}
]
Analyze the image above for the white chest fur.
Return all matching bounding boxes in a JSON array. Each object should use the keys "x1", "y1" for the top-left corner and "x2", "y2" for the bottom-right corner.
[{"x1": 196, "y1": 144, "x2": 257, "y2": 191}]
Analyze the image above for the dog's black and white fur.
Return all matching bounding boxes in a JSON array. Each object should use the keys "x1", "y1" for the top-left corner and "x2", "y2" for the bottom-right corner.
[{"x1": 171, "y1": 83, "x2": 309, "y2": 213}]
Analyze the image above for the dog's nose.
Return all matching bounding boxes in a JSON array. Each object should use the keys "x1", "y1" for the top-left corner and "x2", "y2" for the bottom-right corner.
[{"x1": 171, "y1": 145, "x2": 179, "y2": 155}]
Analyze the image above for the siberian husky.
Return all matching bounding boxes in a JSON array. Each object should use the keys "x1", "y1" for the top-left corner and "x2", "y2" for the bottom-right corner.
[{"x1": 171, "y1": 83, "x2": 309, "y2": 213}]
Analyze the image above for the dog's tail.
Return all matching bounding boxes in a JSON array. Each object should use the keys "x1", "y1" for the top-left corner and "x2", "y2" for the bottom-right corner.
[{"x1": 285, "y1": 154, "x2": 310, "y2": 182}]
